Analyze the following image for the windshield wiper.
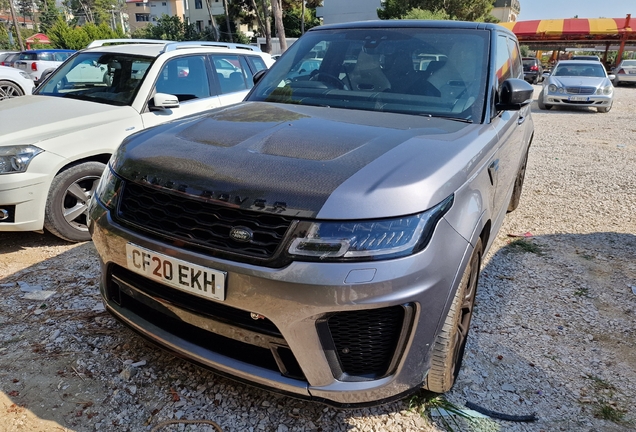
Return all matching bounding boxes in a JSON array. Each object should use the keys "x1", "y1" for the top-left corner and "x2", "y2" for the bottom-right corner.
[{"x1": 421, "y1": 114, "x2": 473, "y2": 123}]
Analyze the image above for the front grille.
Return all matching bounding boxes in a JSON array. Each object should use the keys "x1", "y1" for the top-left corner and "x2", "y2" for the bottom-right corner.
[
  {"x1": 327, "y1": 306, "x2": 406, "y2": 379},
  {"x1": 109, "y1": 264, "x2": 281, "y2": 337},
  {"x1": 116, "y1": 181, "x2": 293, "y2": 261},
  {"x1": 565, "y1": 86, "x2": 595, "y2": 95}
]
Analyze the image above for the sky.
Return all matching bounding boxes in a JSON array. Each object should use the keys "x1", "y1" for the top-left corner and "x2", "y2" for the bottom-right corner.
[{"x1": 518, "y1": 0, "x2": 634, "y2": 21}]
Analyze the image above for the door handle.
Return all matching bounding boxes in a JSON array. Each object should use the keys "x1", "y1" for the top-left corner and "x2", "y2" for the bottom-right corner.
[{"x1": 488, "y1": 160, "x2": 499, "y2": 186}]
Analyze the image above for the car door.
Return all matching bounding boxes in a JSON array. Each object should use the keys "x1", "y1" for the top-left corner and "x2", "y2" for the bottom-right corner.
[
  {"x1": 141, "y1": 54, "x2": 222, "y2": 129},
  {"x1": 489, "y1": 34, "x2": 528, "y2": 221}
]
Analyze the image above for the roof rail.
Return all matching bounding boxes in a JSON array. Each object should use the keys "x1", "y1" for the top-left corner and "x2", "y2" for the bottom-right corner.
[
  {"x1": 162, "y1": 41, "x2": 262, "y2": 53},
  {"x1": 87, "y1": 39, "x2": 174, "y2": 49}
]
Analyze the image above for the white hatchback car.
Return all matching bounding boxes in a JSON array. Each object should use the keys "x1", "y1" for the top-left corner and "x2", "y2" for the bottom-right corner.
[
  {"x1": 0, "y1": 39, "x2": 272, "y2": 241},
  {"x1": 0, "y1": 65, "x2": 34, "y2": 100}
]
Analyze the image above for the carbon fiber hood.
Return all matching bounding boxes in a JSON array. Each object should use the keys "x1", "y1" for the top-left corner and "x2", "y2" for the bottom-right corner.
[{"x1": 113, "y1": 102, "x2": 473, "y2": 218}]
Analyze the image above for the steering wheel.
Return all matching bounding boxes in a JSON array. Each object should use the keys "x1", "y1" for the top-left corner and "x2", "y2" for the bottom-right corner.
[{"x1": 309, "y1": 72, "x2": 345, "y2": 89}]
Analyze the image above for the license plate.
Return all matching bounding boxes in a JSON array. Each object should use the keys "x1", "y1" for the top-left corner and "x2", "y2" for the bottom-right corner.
[
  {"x1": 629, "y1": 70, "x2": 636, "y2": 74},
  {"x1": 569, "y1": 96, "x2": 588, "y2": 101},
  {"x1": 125, "y1": 243, "x2": 226, "y2": 301}
]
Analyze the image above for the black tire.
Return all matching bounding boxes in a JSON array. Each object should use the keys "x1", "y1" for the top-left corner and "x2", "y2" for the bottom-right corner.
[
  {"x1": 0, "y1": 80, "x2": 25, "y2": 100},
  {"x1": 507, "y1": 148, "x2": 529, "y2": 212},
  {"x1": 597, "y1": 105, "x2": 611, "y2": 113},
  {"x1": 44, "y1": 162, "x2": 106, "y2": 242},
  {"x1": 537, "y1": 91, "x2": 552, "y2": 110},
  {"x1": 424, "y1": 238, "x2": 482, "y2": 393}
]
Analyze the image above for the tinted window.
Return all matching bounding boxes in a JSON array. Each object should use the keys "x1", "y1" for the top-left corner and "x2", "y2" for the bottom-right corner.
[
  {"x1": 212, "y1": 54, "x2": 249, "y2": 94},
  {"x1": 155, "y1": 55, "x2": 211, "y2": 101},
  {"x1": 246, "y1": 55, "x2": 267, "y2": 73},
  {"x1": 248, "y1": 28, "x2": 489, "y2": 122}
]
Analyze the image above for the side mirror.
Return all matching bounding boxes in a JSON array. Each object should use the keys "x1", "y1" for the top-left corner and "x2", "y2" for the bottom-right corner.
[
  {"x1": 542, "y1": 72, "x2": 550, "y2": 77},
  {"x1": 608, "y1": 74, "x2": 616, "y2": 81},
  {"x1": 496, "y1": 78, "x2": 534, "y2": 111},
  {"x1": 253, "y1": 69, "x2": 267, "y2": 85},
  {"x1": 151, "y1": 92, "x2": 179, "y2": 111}
]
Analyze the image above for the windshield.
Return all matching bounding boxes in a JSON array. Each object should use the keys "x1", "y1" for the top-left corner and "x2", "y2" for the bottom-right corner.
[
  {"x1": 35, "y1": 52, "x2": 154, "y2": 106},
  {"x1": 247, "y1": 28, "x2": 489, "y2": 122},
  {"x1": 621, "y1": 60, "x2": 636, "y2": 67},
  {"x1": 553, "y1": 63, "x2": 607, "y2": 78}
]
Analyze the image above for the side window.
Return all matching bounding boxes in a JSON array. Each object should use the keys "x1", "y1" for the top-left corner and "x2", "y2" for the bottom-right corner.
[
  {"x1": 212, "y1": 54, "x2": 248, "y2": 94},
  {"x1": 246, "y1": 55, "x2": 267, "y2": 73},
  {"x1": 155, "y1": 55, "x2": 210, "y2": 102},
  {"x1": 495, "y1": 35, "x2": 512, "y2": 87},
  {"x1": 506, "y1": 37, "x2": 523, "y2": 79}
]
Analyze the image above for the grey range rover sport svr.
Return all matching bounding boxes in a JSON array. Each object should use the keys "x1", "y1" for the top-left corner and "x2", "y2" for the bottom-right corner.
[{"x1": 89, "y1": 20, "x2": 534, "y2": 407}]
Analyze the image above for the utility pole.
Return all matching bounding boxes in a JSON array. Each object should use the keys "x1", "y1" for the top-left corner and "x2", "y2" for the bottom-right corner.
[
  {"x1": 222, "y1": 0, "x2": 232, "y2": 42},
  {"x1": 301, "y1": 0, "x2": 304, "y2": 35},
  {"x1": 9, "y1": 0, "x2": 25, "y2": 51}
]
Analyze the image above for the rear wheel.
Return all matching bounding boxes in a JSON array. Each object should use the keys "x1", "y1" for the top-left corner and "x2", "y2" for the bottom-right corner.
[
  {"x1": 0, "y1": 80, "x2": 24, "y2": 100},
  {"x1": 424, "y1": 238, "x2": 482, "y2": 393},
  {"x1": 44, "y1": 162, "x2": 106, "y2": 242}
]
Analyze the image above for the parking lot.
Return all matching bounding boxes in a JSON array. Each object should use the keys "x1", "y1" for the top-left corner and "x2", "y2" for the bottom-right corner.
[{"x1": 0, "y1": 85, "x2": 635, "y2": 431}]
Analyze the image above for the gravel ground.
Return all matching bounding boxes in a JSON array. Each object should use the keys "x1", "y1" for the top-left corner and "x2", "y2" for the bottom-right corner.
[{"x1": 0, "y1": 86, "x2": 635, "y2": 432}]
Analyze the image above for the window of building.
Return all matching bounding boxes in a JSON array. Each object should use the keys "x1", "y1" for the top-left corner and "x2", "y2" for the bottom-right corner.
[
  {"x1": 136, "y1": 13, "x2": 150, "y2": 21},
  {"x1": 136, "y1": 3, "x2": 143, "y2": 6},
  {"x1": 195, "y1": 0, "x2": 202, "y2": 9},
  {"x1": 162, "y1": 1, "x2": 166, "y2": 4}
]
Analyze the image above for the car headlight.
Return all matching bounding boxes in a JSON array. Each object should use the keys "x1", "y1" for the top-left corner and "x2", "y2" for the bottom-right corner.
[
  {"x1": 596, "y1": 85, "x2": 612, "y2": 95},
  {"x1": 548, "y1": 84, "x2": 558, "y2": 92},
  {"x1": 0, "y1": 145, "x2": 43, "y2": 174},
  {"x1": 95, "y1": 164, "x2": 122, "y2": 210},
  {"x1": 287, "y1": 195, "x2": 454, "y2": 261}
]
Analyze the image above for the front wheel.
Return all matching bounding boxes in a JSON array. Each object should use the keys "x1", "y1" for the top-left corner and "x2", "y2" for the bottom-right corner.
[
  {"x1": 44, "y1": 162, "x2": 106, "y2": 242},
  {"x1": 597, "y1": 105, "x2": 611, "y2": 113},
  {"x1": 0, "y1": 80, "x2": 24, "y2": 100},
  {"x1": 537, "y1": 91, "x2": 552, "y2": 110},
  {"x1": 424, "y1": 238, "x2": 482, "y2": 393}
]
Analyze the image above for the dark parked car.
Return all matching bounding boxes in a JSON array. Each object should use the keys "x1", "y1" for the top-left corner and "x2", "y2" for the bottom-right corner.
[
  {"x1": 0, "y1": 52, "x2": 20, "y2": 67},
  {"x1": 89, "y1": 20, "x2": 534, "y2": 407},
  {"x1": 522, "y1": 57, "x2": 544, "y2": 84}
]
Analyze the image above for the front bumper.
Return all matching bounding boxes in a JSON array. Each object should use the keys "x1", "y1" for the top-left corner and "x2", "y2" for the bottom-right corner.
[
  {"x1": 614, "y1": 73, "x2": 636, "y2": 84},
  {"x1": 0, "y1": 173, "x2": 49, "y2": 231},
  {"x1": 89, "y1": 199, "x2": 472, "y2": 407},
  {"x1": 542, "y1": 90, "x2": 613, "y2": 107}
]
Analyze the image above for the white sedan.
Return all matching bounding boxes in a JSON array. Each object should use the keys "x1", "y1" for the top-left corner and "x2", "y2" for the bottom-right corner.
[{"x1": 0, "y1": 66, "x2": 34, "y2": 100}]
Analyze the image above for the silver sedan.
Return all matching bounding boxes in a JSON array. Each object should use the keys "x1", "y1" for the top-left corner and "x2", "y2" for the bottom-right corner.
[
  {"x1": 538, "y1": 60, "x2": 615, "y2": 113},
  {"x1": 611, "y1": 59, "x2": 636, "y2": 86}
]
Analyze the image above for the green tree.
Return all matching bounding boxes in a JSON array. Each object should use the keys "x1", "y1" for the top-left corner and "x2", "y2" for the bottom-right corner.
[
  {"x1": 282, "y1": 2, "x2": 320, "y2": 37},
  {"x1": 38, "y1": 0, "x2": 63, "y2": 34},
  {"x1": 402, "y1": 7, "x2": 449, "y2": 20},
  {"x1": 378, "y1": 0, "x2": 494, "y2": 22},
  {"x1": 131, "y1": 15, "x2": 197, "y2": 41}
]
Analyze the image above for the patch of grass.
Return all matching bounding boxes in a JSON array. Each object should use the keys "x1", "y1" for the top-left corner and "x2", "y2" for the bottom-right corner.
[
  {"x1": 507, "y1": 239, "x2": 544, "y2": 255},
  {"x1": 585, "y1": 374, "x2": 615, "y2": 391},
  {"x1": 594, "y1": 403, "x2": 625, "y2": 422},
  {"x1": 584, "y1": 375, "x2": 628, "y2": 425},
  {"x1": 574, "y1": 287, "x2": 590, "y2": 297},
  {"x1": 408, "y1": 391, "x2": 482, "y2": 432}
]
